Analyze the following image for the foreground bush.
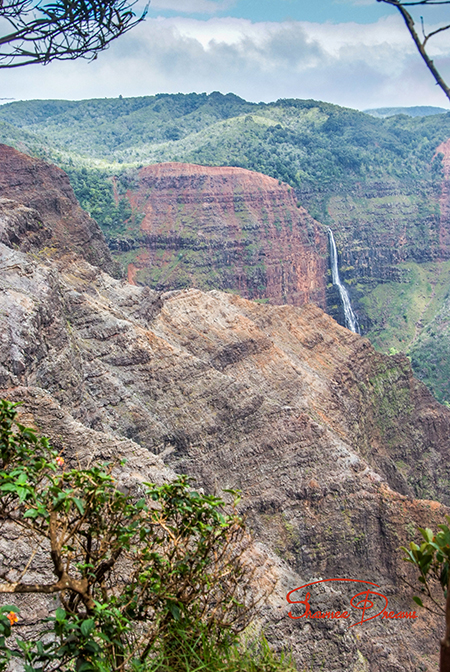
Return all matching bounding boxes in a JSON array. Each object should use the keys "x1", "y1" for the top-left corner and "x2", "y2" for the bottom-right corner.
[
  {"x1": 0, "y1": 399, "x2": 293, "y2": 671},
  {"x1": 402, "y1": 518, "x2": 450, "y2": 672}
]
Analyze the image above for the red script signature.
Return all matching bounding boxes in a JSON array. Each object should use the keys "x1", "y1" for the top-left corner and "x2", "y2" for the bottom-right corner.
[{"x1": 286, "y1": 578, "x2": 417, "y2": 627}]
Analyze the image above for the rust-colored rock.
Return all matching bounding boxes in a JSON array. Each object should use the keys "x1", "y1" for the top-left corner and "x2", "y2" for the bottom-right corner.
[
  {"x1": 1, "y1": 153, "x2": 450, "y2": 671},
  {"x1": 0, "y1": 144, "x2": 117, "y2": 274},
  {"x1": 124, "y1": 162, "x2": 327, "y2": 307}
]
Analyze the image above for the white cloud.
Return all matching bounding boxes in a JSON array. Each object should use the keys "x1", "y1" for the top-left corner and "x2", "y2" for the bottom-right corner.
[
  {"x1": 0, "y1": 15, "x2": 449, "y2": 110},
  {"x1": 150, "y1": 0, "x2": 235, "y2": 14}
]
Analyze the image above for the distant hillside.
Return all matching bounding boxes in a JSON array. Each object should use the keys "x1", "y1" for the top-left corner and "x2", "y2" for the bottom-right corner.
[
  {"x1": 1, "y1": 93, "x2": 449, "y2": 190},
  {"x1": 3, "y1": 92, "x2": 450, "y2": 402},
  {"x1": 2, "y1": 93, "x2": 450, "y2": 232},
  {"x1": 364, "y1": 105, "x2": 449, "y2": 118}
]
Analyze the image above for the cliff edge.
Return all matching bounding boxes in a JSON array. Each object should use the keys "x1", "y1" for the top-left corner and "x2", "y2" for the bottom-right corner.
[
  {"x1": 0, "y1": 144, "x2": 118, "y2": 275},
  {"x1": 117, "y1": 162, "x2": 327, "y2": 307}
]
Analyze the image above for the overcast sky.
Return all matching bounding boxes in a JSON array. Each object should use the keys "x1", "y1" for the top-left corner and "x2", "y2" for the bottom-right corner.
[{"x1": 1, "y1": 0, "x2": 450, "y2": 111}]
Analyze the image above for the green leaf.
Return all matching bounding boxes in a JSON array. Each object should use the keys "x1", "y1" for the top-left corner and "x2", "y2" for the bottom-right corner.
[
  {"x1": 80, "y1": 618, "x2": 95, "y2": 637},
  {"x1": 23, "y1": 509, "x2": 39, "y2": 519},
  {"x1": 55, "y1": 608, "x2": 66, "y2": 622},
  {"x1": 73, "y1": 497, "x2": 85, "y2": 515},
  {"x1": 167, "y1": 601, "x2": 181, "y2": 620},
  {"x1": 0, "y1": 606, "x2": 19, "y2": 614},
  {"x1": 0, "y1": 484, "x2": 18, "y2": 493},
  {"x1": 413, "y1": 596, "x2": 424, "y2": 607},
  {"x1": 16, "y1": 487, "x2": 28, "y2": 503},
  {"x1": 420, "y1": 527, "x2": 434, "y2": 543}
]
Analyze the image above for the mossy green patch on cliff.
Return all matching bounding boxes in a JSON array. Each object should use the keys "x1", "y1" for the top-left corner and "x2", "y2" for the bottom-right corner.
[
  {"x1": 367, "y1": 357, "x2": 414, "y2": 447},
  {"x1": 409, "y1": 296, "x2": 450, "y2": 403},
  {"x1": 260, "y1": 512, "x2": 302, "y2": 565},
  {"x1": 360, "y1": 261, "x2": 450, "y2": 352},
  {"x1": 357, "y1": 259, "x2": 450, "y2": 402}
]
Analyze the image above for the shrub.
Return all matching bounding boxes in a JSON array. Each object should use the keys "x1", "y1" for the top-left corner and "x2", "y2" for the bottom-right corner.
[
  {"x1": 0, "y1": 399, "x2": 281, "y2": 671},
  {"x1": 402, "y1": 517, "x2": 450, "y2": 671}
]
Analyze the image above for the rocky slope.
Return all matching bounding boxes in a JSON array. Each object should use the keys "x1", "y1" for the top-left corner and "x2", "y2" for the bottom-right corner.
[
  {"x1": 113, "y1": 162, "x2": 327, "y2": 308},
  {"x1": 4, "y1": 94, "x2": 450, "y2": 399},
  {"x1": 1, "y1": 149, "x2": 450, "y2": 670},
  {"x1": 107, "y1": 153, "x2": 450, "y2": 404},
  {"x1": 0, "y1": 144, "x2": 117, "y2": 275}
]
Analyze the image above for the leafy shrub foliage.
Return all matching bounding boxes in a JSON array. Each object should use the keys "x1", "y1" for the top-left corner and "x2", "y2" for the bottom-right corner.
[
  {"x1": 402, "y1": 518, "x2": 450, "y2": 670},
  {"x1": 0, "y1": 399, "x2": 281, "y2": 671}
]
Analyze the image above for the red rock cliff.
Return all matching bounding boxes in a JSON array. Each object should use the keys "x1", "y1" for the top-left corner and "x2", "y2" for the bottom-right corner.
[
  {"x1": 124, "y1": 163, "x2": 327, "y2": 307},
  {"x1": 0, "y1": 144, "x2": 117, "y2": 274}
]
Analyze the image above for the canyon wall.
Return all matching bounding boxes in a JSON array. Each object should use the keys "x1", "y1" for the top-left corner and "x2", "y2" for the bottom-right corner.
[
  {"x1": 0, "y1": 144, "x2": 117, "y2": 275},
  {"x1": 114, "y1": 162, "x2": 327, "y2": 308},
  {"x1": 0, "y1": 147, "x2": 449, "y2": 670}
]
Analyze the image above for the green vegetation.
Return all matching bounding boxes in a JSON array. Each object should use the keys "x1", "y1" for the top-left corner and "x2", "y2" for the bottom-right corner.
[
  {"x1": 1, "y1": 93, "x2": 449, "y2": 195},
  {"x1": 2, "y1": 93, "x2": 448, "y2": 263},
  {"x1": 2, "y1": 92, "x2": 448, "y2": 243},
  {"x1": 2, "y1": 92, "x2": 450, "y2": 402},
  {"x1": 401, "y1": 517, "x2": 450, "y2": 668},
  {"x1": 64, "y1": 166, "x2": 135, "y2": 236},
  {"x1": 409, "y1": 297, "x2": 450, "y2": 404},
  {"x1": 358, "y1": 260, "x2": 450, "y2": 402},
  {"x1": 365, "y1": 106, "x2": 449, "y2": 118},
  {"x1": 0, "y1": 399, "x2": 295, "y2": 672},
  {"x1": 361, "y1": 261, "x2": 450, "y2": 350}
]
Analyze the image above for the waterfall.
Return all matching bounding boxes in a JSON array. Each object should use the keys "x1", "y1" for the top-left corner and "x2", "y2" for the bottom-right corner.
[{"x1": 327, "y1": 228, "x2": 359, "y2": 334}]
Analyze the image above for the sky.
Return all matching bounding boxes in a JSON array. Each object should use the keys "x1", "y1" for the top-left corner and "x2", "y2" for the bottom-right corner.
[{"x1": 1, "y1": 0, "x2": 450, "y2": 111}]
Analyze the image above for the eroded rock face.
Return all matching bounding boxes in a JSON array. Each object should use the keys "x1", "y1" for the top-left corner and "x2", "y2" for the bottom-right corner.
[
  {"x1": 1, "y1": 230, "x2": 449, "y2": 670},
  {"x1": 1, "y1": 149, "x2": 449, "y2": 671},
  {"x1": 122, "y1": 163, "x2": 327, "y2": 308},
  {"x1": 0, "y1": 144, "x2": 117, "y2": 274},
  {"x1": 434, "y1": 138, "x2": 450, "y2": 256}
]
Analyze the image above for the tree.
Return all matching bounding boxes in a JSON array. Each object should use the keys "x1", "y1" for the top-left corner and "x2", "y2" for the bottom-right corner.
[
  {"x1": 0, "y1": 399, "x2": 273, "y2": 671},
  {"x1": 0, "y1": 0, "x2": 147, "y2": 68},
  {"x1": 377, "y1": 0, "x2": 450, "y2": 103},
  {"x1": 401, "y1": 518, "x2": 450, "y2": 672}
]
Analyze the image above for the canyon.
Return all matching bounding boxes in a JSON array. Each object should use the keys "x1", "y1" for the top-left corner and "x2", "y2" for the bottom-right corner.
[
  {"x1": 0, "y1": 144, "x2": 449, "y2": 671},
  {"x1": 114, "y1": 162, "x2": 327, "y2": 309},
  {"x1": 4, "y1": 93, "x2": 450, "y2": 400}
]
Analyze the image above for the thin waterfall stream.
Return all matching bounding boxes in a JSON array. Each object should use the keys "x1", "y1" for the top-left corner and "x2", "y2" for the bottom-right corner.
[{"x1": 327, "y1": 228, "x2": 359, "y2": 334}]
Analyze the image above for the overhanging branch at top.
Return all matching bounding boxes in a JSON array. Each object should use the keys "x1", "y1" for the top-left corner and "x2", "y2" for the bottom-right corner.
[
  {"x1": 0, "y1": 0, "x2": 148, "y2": 68},
  {"x1": 377, "y1": 0, "x2": 450, "y2": 103}
]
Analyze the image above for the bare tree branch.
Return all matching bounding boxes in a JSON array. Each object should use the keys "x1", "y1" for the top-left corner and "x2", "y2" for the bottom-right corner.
[
  {"x1": 0, "y1": 0, "x2": 148, "y2": 68},
  {"x1": 377, "y1": 0, "x2": 450, "y2": 102}
]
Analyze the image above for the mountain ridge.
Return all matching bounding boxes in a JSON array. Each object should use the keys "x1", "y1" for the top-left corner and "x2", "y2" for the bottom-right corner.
[
  {"x1": 364, "y1": 105, "x2": 449, "y2": 118},
  {"x1": 2, "y1": 93, "x2": 450, "y2": 401},
  {"x1": 1, "y1": 144, "x2": 450, "y2": 670}
]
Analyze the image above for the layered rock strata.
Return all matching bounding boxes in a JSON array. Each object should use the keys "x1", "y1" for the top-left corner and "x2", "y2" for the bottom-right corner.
[
  {"x1": 0, "y1": 150, "x2": 449, "y2": 671},
  {"x1": 122, "y1": 162, "x2": 327, "y2": 308},
  {"x1": 0, "y1": 144, "x2": 117, "y2": 274},
  {"x1": 0, "y1": 238, "x2": 448, "y2": 669}
]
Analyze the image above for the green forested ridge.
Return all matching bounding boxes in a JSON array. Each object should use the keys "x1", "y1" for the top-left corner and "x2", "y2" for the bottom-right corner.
[
  {"x1": 364, "y1": 105, "x2": 449, "y2": 118},
  {"x1": 1, "y1": 93, "x2": 450, "y2": 188},
  {"x1": 2, "y1": 92, "x2": 450, "y2": 236},
  {"x1": 2, "y1": 92, "x2": 450, "y2": 401}
]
